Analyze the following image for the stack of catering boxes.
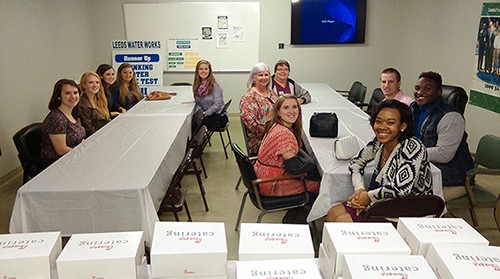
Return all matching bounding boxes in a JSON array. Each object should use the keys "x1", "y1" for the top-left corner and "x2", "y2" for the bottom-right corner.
[
  {"x1": 0, "y1": 231, "x2": 61, "y2": 279},
  {"x1": 236, "y1": 223, "x2": 322, "y2": 278},
  {"x1": 397, "y1": 217, "x2": 498, "y2": 279},
  {"x1": 151, "y1": 221, "x2": 228, "y2": 279},
  {"x1": 56, "y1": 231, "x2": 146, "y2": 279}
]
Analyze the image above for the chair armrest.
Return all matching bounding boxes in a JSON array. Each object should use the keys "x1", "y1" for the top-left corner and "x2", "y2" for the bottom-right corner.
[
  {"x1": 466, "y1": 168, "x2": 500, "y2": 177},
  {"x1": 251, "y1": 173, "x2": 307, "y2": 186},
  {"x1": 356, "y1": 102, "x2": 369, "y2": 109}
]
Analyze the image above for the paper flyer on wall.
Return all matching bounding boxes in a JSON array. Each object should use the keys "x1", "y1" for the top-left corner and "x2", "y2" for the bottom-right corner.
[
  {"x1": 472, "y1": 2, "x2": 500, "y2": 113},
  {"x1": 166, "y1": 38, "x2": 201, "y2": 71}
]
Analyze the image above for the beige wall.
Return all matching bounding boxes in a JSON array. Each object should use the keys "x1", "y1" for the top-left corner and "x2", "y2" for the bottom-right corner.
[{"x1": 0, "y1": 0, "x2": 499, "y2": 178}]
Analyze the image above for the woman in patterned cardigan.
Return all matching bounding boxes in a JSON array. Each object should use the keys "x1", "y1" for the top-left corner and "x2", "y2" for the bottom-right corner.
[{"x1": 326, "y1": 100, "x2": 433, "y2": 222}]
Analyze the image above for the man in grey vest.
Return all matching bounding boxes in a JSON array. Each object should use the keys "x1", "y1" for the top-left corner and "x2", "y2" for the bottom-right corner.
[{"x1": 411, "y1": 71, "x2": 474, "y2": 201}]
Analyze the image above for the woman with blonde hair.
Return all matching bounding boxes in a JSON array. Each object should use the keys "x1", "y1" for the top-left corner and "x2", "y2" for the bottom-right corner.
[
  {"x1": 78, "y1": 72, "x2": 110, "y2": 137},
  {"x1": 192, "y1": 60, "x2": 227, "y2": 130},
  {"x1": 109, "y1": 63, "x2": 142, "y2": 112}
]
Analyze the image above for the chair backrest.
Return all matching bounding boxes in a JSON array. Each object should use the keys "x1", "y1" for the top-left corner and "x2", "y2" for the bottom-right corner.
[
  {"x1": 441, "y1": 85, "x2": 468, "y2": 115},
  {"x1": 365, "y1": 195, "x2": 445, "y2": 221},
  {"x1": 191, "y1": 109, "x2": 205, "y2": 137},
  {"x1": 231, "y1": 143, "x2": 258, "y2": 193},
  {"x1": 170, "y1": 82, "x2": 192, "y2": 86},
  {"x1": 12, "y1": 123, "x2": 44, "y2": 178},
  {"x1": 221, "y1": 99, "x2": 232, "y2": 114},
  {"x1": 474, "y1": 134, "x2": 500, "y2": 169},
  {"x1": 347, "y1": 81, "x2": 367, "y2": 104},
  {"x1": 191, "y1": 125, "x2": 209, "y2": 157},
  {"x1": 239, "y1": 118, "x2": 255, "y2": 157},
  {"x1": 366, "y1": 88, "x2": 385, "y2": 115}
]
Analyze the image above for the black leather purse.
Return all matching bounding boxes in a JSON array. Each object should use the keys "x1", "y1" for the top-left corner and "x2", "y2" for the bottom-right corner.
[
  {"x1": 284, "y1": 149, "x2": 321, "y2": 181},
  {"x1": 309, "y1": 112, "x2": 338, "y2": 138}
]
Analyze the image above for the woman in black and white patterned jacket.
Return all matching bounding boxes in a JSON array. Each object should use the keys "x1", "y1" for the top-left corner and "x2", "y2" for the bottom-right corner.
[{"x1": 326, "y1": 99, "x2": 432, "y2": 222}]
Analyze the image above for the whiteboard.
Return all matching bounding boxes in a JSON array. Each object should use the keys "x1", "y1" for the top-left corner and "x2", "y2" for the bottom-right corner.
[{"x1": 123, "y1": 2, "x2": 260, "y2": 72}]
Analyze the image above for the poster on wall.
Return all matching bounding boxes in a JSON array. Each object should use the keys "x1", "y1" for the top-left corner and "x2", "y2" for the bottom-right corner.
[
  {"x1": 167, "y1": 38, "x2": 201, "y2": 71},
  {"x1": 472, "y1": 3, "x2": 500, "y2": 113},
  {"x1": 111, "y1": 40, "x2": 163, "y2": 95}
]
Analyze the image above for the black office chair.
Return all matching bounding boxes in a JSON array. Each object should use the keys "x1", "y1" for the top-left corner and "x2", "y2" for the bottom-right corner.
[
  {"x1": 170, "y1": 82, "x2": 192, "y2": 86},
  {"x1": 365, "y1": 195, "x2": 445, "y2": 225},
  {"x1": 205, "y1": 99, "x2": 233, "y2": 159},
  {"x1": 12, "y1": 123, "x2": 47, "y2": 183},
  {"x1": 441, "y1": 85, "x2": 468, "y2": 115},
  {"x1": 366, "y1": 88, "x2": 385, "y2": 115},
  {"x1": 231, "y1": 143, "x2": 309, "y2": 231},
  {"x1": 337, "y1": 81, "x2": 368, "y2": 109},
  {"x1": 235, "y1": 118, "x2": 257, "y2": 190}
]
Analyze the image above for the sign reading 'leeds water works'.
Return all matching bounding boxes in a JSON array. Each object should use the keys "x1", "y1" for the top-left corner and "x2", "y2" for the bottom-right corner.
[{"x1": 111, "y1": 40, "x2": 163, "y2": 95}]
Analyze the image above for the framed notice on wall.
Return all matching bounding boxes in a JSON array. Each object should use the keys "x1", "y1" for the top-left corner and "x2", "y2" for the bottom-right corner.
[{"x1": 123, "y1": 2, "x2": 260, "y2": 72}]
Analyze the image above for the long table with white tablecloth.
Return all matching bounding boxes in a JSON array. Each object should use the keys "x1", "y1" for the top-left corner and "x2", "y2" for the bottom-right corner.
[
  {"x1": 299, "y1": 83, "x2": 444, "y2": 222},
  {"x1": 9, "y1": 86, "x2": 195, "y2": 244}
]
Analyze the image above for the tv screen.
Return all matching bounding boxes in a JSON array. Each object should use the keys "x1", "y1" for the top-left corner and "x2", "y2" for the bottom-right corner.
[{"x1": 291, "y1": 0, "x2": 367, "y2": 45}]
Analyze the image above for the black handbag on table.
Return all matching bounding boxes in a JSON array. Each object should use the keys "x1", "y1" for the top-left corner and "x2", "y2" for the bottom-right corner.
[{"x1": 309, "y1": 112, "x2": 338, "y2": 138}]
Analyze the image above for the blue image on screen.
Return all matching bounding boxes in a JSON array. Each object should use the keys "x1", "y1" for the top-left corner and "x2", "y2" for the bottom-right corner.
[{"x1": 298, "y1": 0, "x2": 360, "y2": 44}]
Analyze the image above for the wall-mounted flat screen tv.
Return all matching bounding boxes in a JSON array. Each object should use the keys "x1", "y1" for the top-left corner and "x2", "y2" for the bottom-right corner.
[{"x1": 291, "y1": 0, "x2": 367, "y2": 45}]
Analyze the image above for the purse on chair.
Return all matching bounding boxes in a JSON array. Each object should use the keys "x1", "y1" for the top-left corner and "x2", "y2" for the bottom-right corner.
[
  {"x1": 309, "y1": 112, "x2": 338, "y2": 138},
  {"x1": 333, "y1": 135, "x2": 359, "y2": 160}
]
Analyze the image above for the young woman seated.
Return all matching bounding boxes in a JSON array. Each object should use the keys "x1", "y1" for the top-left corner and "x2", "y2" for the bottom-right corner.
[
  {"x1": 41, "y1": 79, "x2": 86, "y2": 164},
  {"x1": 326, "y1": 100, "x2": 433, "y2": 222},
  {"x1": 192, "y1": 60, "x2": 228, "y2": 130},
  {"x1": 254, "y1": 94, "x2": 320, "y2": 198},
  {"x1": 78, "y1": 71, "x2": 110, "y2": 137}
]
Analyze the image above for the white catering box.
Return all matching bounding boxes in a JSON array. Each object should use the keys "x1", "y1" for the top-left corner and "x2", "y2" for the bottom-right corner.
[
  {"x1": 396, "y1": 217, "x2": 489, "y2": 255},
  {"x1": 318, "y1": 243, "x2": 335, "y2": 279},
  {"x1": 238, "y1": 223, "x2": 314, "y2": 260},
  {"x1": 56, "y1": 231, "x2": 145, "y2": 279},
  {"x1": 236, "y1": 258, "x2": 322, "y2": 279},
  {"x1": 151, "y1": 221, "x2": 227, "y2": 278},
  {"x1": 322, "y1": 222, "x2": 411, "y2": 277},
  {"x1": 341, "y1": 254, "x2": 438, "y2": 279},
  {"x1": 0, "y1": 231, "x2": 61, "y2": 279},
  {"x1": 425, "y1": 242, "x2": 500, "y2": 279}
]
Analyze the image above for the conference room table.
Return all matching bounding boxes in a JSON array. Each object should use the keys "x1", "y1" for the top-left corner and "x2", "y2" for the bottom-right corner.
[
  {"x1": 9, "y1": 86, "x2": 195, "y2": 244},
  {"x1": 298, "y1": 83, "x2": 444, "y2": 222}
]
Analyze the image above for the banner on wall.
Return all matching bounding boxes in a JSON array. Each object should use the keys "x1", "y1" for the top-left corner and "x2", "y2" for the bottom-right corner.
[
  {"x1": 472, "y1": 3, "x2": 500, "y2": 113},
  {"x1": 111, "y1": 40, "x2": 163, "y2": 95}
]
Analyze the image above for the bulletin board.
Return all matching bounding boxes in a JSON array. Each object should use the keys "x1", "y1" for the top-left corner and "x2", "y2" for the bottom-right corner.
[{"x1": 123, "y1": 2, "x2": 260, "y2": 72}]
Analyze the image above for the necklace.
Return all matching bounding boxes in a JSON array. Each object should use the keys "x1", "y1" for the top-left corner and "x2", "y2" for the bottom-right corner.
[{"x1": 253, "y1": 87, "x2": 270, "y2": 97}]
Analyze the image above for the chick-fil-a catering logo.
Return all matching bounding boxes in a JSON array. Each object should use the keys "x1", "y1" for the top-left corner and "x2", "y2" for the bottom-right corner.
[
  {"x1": 0, "y1": 239, "x2": 44, "y2": 251},
  {"x1": 166, "y1": 230, "x2": 215, "y2": 244},
  {"x1": 454, "y1": 252, "x2": 500, "y2": 271},
  {"x1": 3, "y1": 276, "x2": 16, "y2": 279},
  {"x1": 417, "y1": 223, "x2": 463, "y2": 235},
  {"x1": 251, "y1": 268, "x2": 306, "y2": 278},
  {"x1": 380, "y1": 272, "x2": 408, "y2": 278},
  {"x1": 79, "y1": 239, "x2": 128, "y2": 251},
  {"x1": 341, "y1": 229, "x2": 388, "y2": 243},
  {"x1": 252, "y1": 231, "x2": 300, "y2": 245}
]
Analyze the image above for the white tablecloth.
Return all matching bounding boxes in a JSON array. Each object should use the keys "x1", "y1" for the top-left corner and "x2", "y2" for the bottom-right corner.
[
  {"x1": 299, "y1": 83, "x2": 443, "y2": 222},
  {"x1": 9, "y1": 87, "x2": 195, "y2": 244}
]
